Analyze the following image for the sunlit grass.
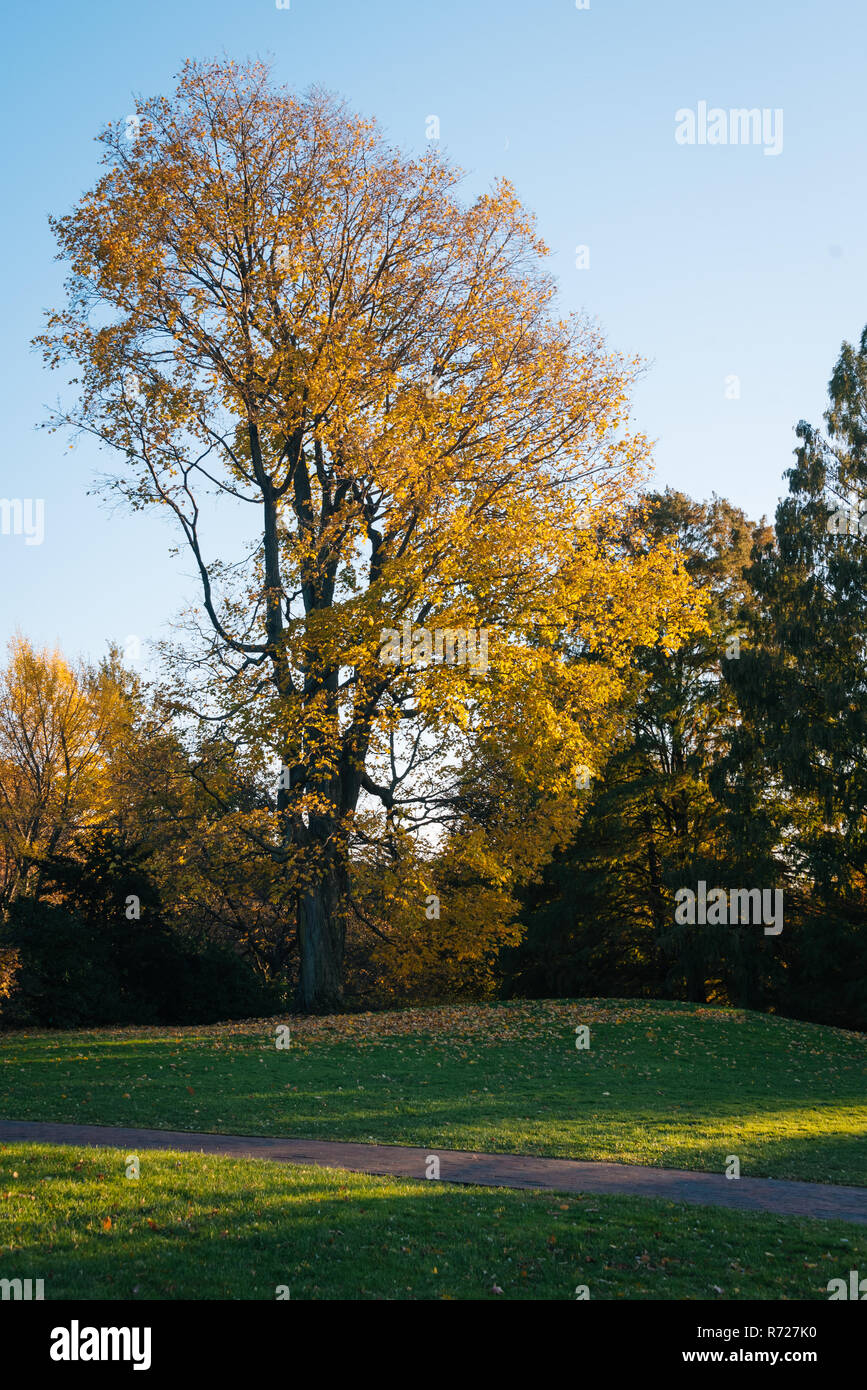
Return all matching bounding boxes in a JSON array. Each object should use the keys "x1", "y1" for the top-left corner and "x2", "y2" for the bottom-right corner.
[{"x1": 0, "y1": 1142, "x2": 862, "y2": 1301}]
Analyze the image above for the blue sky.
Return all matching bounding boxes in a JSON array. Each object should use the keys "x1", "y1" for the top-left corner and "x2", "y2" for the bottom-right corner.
[{"x1": 1, "y1": 0, "x2": 864, "y2": 666}]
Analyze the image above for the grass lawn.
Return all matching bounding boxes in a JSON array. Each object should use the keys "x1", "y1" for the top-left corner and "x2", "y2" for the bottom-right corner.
[
  {"x1": 1, "y1": 1000, "x2": 864, "y2": 1186},
  {"x1": 0, "y1": 1141, "x2": 863, "y2": 1301}
]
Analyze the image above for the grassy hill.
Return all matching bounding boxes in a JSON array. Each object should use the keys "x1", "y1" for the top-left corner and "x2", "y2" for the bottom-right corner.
[{"x1": 2, "y1": 999, "x2": 864, "y2": 1185}]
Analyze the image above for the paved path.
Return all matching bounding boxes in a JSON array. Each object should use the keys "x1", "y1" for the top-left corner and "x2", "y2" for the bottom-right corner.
[{"x1": 2, "y1": 1119, "x2": 866, "y2": 1225}]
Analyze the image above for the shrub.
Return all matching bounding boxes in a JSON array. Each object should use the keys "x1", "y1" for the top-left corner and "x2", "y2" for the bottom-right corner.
[{"x1": 0, "y1": 900, "x2": 283, "y2": 1028}]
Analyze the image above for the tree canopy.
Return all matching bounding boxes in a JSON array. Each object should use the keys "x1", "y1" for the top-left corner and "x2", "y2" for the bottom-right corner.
[{"x1": 37, "y1": 58, "x2": 699, "y2": 1009}]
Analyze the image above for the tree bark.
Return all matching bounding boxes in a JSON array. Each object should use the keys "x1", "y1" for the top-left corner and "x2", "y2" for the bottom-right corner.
[{"x1": 294, "y1": 840, "x2": 348, "y2": 1014}]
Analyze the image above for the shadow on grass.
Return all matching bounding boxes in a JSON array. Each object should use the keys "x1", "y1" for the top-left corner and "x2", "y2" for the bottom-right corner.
[{"x1": 2, "y1": 1144, "x2": 865, "y2": 1302}]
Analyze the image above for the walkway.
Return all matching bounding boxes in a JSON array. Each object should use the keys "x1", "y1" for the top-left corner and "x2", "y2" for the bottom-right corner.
[{"x1": 2, "y1": 1119, "x2": 865, "y2": 1224}]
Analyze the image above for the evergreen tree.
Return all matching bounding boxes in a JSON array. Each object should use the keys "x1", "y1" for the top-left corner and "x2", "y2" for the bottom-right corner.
[{"x1": 724, "y1": 328, "x2": 867, "y2": 1028}]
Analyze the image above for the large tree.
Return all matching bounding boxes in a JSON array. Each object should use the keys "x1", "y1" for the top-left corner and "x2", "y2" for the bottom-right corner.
[{"x1": 39, "y1": 59, "x2": 695, "y2": 1010}]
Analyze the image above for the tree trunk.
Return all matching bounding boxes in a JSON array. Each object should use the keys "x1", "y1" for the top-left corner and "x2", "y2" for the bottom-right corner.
[
  {"x1": 685, "y1": 962, "x2": 707, "y2": 1004},
  {"x1": 294, "y1": 851, "x2": 347, "y2": 1014}
]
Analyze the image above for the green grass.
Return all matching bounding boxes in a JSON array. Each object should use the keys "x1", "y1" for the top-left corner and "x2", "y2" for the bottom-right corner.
[
  {"x1": 1, "y1": 1141, "x2": 863, "y2": 1301},
  {"x1": 1, "y1": 1000, "x2": 864, "y2": 1185}
]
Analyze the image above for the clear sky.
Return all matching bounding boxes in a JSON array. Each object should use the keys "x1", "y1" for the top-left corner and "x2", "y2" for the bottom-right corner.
[{"x1": 1, "y1": 0, "x2": 864, "y2": 667}]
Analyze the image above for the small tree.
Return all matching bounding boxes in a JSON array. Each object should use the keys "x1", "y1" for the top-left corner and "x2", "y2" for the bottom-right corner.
[{"x1": 0, "y1": 637, "x2": 125, "y2": 907}]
